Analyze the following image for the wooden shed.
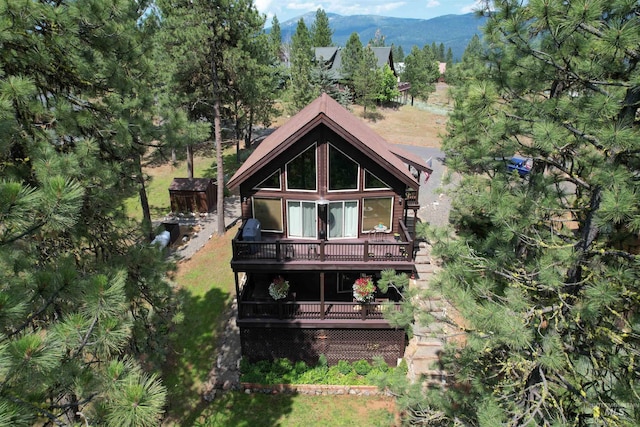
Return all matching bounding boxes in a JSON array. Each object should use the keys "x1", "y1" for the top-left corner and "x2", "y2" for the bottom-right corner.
[{"x1": 169, "y1": 178, "x2": 217, "y2": 213}]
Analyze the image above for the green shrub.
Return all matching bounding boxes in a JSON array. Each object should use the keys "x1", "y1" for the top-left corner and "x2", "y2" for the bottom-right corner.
[
  {"x1": 240, "y1": 358, "x2": 398, "y2": 385},
  {"x1": 336, "y1": 360, "x2": 352, "y2": 375},
  {"x1": 353, "y1": 359, "x2": 372, "y2": 376},
  {"x1": 317, "y1": 354, "x2": 328, "y2": 368},
  {"x1": 371, "y1": 356, "x2": 390, "y2": 372}
]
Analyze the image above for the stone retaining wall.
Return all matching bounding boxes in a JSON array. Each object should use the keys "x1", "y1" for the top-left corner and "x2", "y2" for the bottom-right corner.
[{"x1": 241, "y1": 383, "x2": 392, "y2": 396}]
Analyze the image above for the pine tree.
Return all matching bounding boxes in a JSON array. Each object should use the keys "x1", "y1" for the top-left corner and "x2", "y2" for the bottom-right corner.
[
  {"x1": 269, "y1": 15, "x2": 284, "y2": 61},
  {"x1": 341, "y1": 32, "x2": 363, "y2": 83},
  {"x1": 376, "y1": 64, "x2": 401, "y2": 104},
  {"x1": 447, "y1": 34, "x2": 485, "y2": 86},
  {"x1": 353, "y1": 46, "x2": 380, "y2": 114},
  {"x1": 310, "y1": 8, "x2": 333, "y2": 47},
  {"x1": 403, "y1": 45, "x2": 439, "y2": 104},
  {"x1": 158, "y1": 0, "x2": 272, "y2": 234},
  {"x1": 0, "y1": 0, "x2": 172, "y2": 424},
  {"x1": 391, "y1": 44, "x2": 405, "y2": 63},
  {"x1": 407, "y1": 1, "x2": 640, "y2": 425},
  {"x1": 289, "y1": 18, "x2": 315, "y2": 111},
  {"x1": 369, "y1": 29, "x2": 386, "y2": 47}
]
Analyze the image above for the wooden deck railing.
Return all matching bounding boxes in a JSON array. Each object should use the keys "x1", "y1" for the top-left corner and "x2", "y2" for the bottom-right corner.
[
  {"x1": 238, "y1": 299, "x2": 401, "y2": 321},
  {"x1": 232, "y1": 239, "x2": 414, "y2": 262}
]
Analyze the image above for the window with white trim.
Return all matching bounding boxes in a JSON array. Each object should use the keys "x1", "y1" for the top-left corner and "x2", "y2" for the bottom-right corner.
[
  {"x1": 287, "y1": 201, "x2": 317, "y2": 238},
  {"x1": 253, "y1": 198, "x2": 283, "y2": 232},
  {"x1": 328, "y1": 144, "x2": 359, "y2": 191},
  {"x1": 286, "y1": 144, "x2": 316, "y2": 191},
  {"x1": 362, "y1": 197, "x2": 393, "y2": 231},
  {"x1": 328, "y1": 200, "x2": 358, "y2": 238}
]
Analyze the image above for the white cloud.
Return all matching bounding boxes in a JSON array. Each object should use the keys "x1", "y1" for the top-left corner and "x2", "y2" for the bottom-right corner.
[
  {"x1": 286, "y1": 2, "x2": 322, "y2": 11},
  {"x1": 254, "y1": 0, "x2": 273, "y2": 13},
  {"x1": 279, "y1": 1, "x2": 406, "y2": 17},
  {"x1": 460, "y1": 0, "x2": 485, "y2": 14},
  {"x1": 426, "y1": 0, "x2": 440, "y2": 7}
]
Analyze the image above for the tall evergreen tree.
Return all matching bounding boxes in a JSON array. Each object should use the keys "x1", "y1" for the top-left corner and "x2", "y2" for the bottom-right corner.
[
  {"x1": 353, "y1": 46, "x2": 380, "y2": 114},
  {"x1": 341, "y1": 32, "x2": 363, "y2": 82},
  {"x1": 369, "y1": 29, "x2": 386, "y2": 47},
  {"x1": 403, "y1": 45, "x2": 439, "y2": 104},
  {"x1": 0, "y1": 0, "x2": 173, "y2": 424},
  {"x1": 310, "y1": 8, "x2": 333, "y2": 47},
  {"x1": 269, "y1": 15, "x2": 284, "y2": 61},
  {"x1": 376, "y1": 64, "x2": 401, "y2": 104},
  {"x1": 391, "y1": 44, "x2": 405, "y2": 63},
  {"x1": 158, "y1": 0, "x2": 270, "y2": 234},
  {"x1": 289, "y1": 18, "x2": 315, "y2": 111},
  {"x1": 406, "y1": 1, "x2": 640, "y2": 425},
  {"x1": 446, "y1": 34, "x2": 485, "y2": 86}
]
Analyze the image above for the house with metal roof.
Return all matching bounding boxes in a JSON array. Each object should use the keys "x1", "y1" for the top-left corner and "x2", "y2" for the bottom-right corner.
[{"x1": 227, "y1": 93, "x2": 431, "y2": 365}]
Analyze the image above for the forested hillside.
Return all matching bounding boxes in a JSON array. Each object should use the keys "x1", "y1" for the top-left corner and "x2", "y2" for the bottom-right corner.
[{"x1": 276, "y1": 13, "x2": 486, "y2": 60}]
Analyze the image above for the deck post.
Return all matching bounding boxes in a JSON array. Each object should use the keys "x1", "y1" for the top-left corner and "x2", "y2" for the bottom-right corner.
[
  {"x1": 275, "y1": 240, "x2": 282, "y2": 261},
  {"x1": 320, "y1": 272, "x2": 325, "y2": 320},
  {"x1": 234, "y1": 272, "x2": 240, "y2": 303}
]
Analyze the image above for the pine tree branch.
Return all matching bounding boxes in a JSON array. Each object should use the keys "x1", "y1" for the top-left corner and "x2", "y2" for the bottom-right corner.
[
  {"x1": 6, "y1": 395, "x2": 65, "y2": 426},
  {"x1": 72, "y1": 314, "x2": 99, "y2": 359},
  {"x1": 1, "y1": 284, "x2": 66, "y2": 341}
]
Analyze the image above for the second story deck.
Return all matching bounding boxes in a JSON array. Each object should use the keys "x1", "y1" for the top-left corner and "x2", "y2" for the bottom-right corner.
[{"x1": 231, "y1": 220, "x2": 417, "y2": 272}]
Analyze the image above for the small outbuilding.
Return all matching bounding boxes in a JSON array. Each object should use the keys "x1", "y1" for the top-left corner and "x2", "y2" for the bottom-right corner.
[{"x1": 169, "y1": 178, "x2": 217, "y2": 213}]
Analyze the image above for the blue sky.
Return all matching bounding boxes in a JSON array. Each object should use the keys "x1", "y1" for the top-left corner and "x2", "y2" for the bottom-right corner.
[{"x1": 254, "y1": 0, "x2": 486, "y2": 23}]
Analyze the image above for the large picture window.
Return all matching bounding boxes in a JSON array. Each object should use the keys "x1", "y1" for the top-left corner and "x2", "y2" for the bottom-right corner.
[
  {"x1": 287, "y1": 201, "x2": 317, "y2": 238},
  {"x1": 253, "y1": 198, "x2": 283, "y2": 232},
  {"x1": 362, "y1": 197, "x2": 393, "y2": 231},
  {"x1": 286, "y1": 145, "x2": 316, "y2": 191},
  {"x1": 328, "y1": 201, "x2": 358, "y2": 239},
  {"x1": 328, "y1": 144, "x2": 359, "y2": 191}
]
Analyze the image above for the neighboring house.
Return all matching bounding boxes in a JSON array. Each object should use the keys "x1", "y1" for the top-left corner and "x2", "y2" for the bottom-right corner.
[
  {"x1": 314, "y1": 46, "x2": 397, "y2": 79},
  {"x1": 227, "y1": 93, "x2": 432, "y2": 365},
  {"x1": 314, "y1": 46, "x2": 410, "y2": 103}
]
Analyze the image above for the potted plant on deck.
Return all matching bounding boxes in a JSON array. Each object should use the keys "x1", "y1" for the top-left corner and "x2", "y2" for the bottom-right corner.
[
  {"x1": 352, "y1": 276, "x2": 376, "y2": 303},
  {"x1": 269, "y1": 275, "x2": 290, "y2": 301}
]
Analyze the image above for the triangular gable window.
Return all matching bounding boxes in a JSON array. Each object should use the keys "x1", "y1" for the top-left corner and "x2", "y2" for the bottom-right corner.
[
  {"x1": 286, "y1": 144, "x2": 317, "y2": 191},
  {"x1": 364, "y1": 170, "x2": 390, "y2": 190},
  {"x1": 255, "y1": 169, "x2": 281, "y2": 190},
  {"x1": 328, "y1": 144, "x2": 359, "y2": 191}
]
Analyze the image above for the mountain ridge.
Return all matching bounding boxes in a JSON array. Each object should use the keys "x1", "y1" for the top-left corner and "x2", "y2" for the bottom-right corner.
[{"x1": 275, "y1": 12, "x2": 486, "y2": 61}]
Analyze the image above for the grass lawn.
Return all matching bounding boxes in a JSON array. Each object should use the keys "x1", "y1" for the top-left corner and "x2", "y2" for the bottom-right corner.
[
  {"x1": 162, "y1": 223, "x2": 236, "y2": 425},
  {"x1": 192, "y1": 392, "x2": 397, "y2": 426}
]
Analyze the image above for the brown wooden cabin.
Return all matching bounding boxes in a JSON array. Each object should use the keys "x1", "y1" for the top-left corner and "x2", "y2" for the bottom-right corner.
[{"x1": 227, "y1": 93, "x2": 432, "y2": 365}]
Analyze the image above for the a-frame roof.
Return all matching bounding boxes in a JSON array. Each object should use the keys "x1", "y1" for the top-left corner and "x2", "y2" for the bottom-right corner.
[{"x1": 227, "y1": 93, "x2": 430, "y2": 190}]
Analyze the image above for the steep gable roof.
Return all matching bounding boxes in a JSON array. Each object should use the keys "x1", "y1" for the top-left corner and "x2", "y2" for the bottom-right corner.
[{"x1": 228, "y1": 93, "x2": 429, "y2": 190}]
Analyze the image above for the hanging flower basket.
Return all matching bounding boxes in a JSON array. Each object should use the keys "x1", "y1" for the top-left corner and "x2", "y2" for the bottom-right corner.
[
  {"x1": 268, "y1": 275, "x2": 290, "y2": 300},
  {"x1": 353, "y1": 276, "x2": 376, "y2": 303}
]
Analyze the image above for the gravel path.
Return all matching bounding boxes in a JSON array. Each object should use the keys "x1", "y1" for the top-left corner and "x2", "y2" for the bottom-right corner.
[{"x1": 165, "y1": 195, "x2": 242, "y2": 262}]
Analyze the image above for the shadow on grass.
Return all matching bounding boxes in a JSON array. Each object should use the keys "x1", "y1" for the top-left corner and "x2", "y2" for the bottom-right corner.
[
  {"x1": 163, "y1": 286, "x2": 231, "y2": 424},
  {"x1": 162, "y1": 287, "x2": 296, "y2": 426},
  {"x1": 362, "y1": 109, "x2": 384, "y2": 122},
  {"x1": 191, "y1": 392, "x2": 296, "y2": 427}
]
